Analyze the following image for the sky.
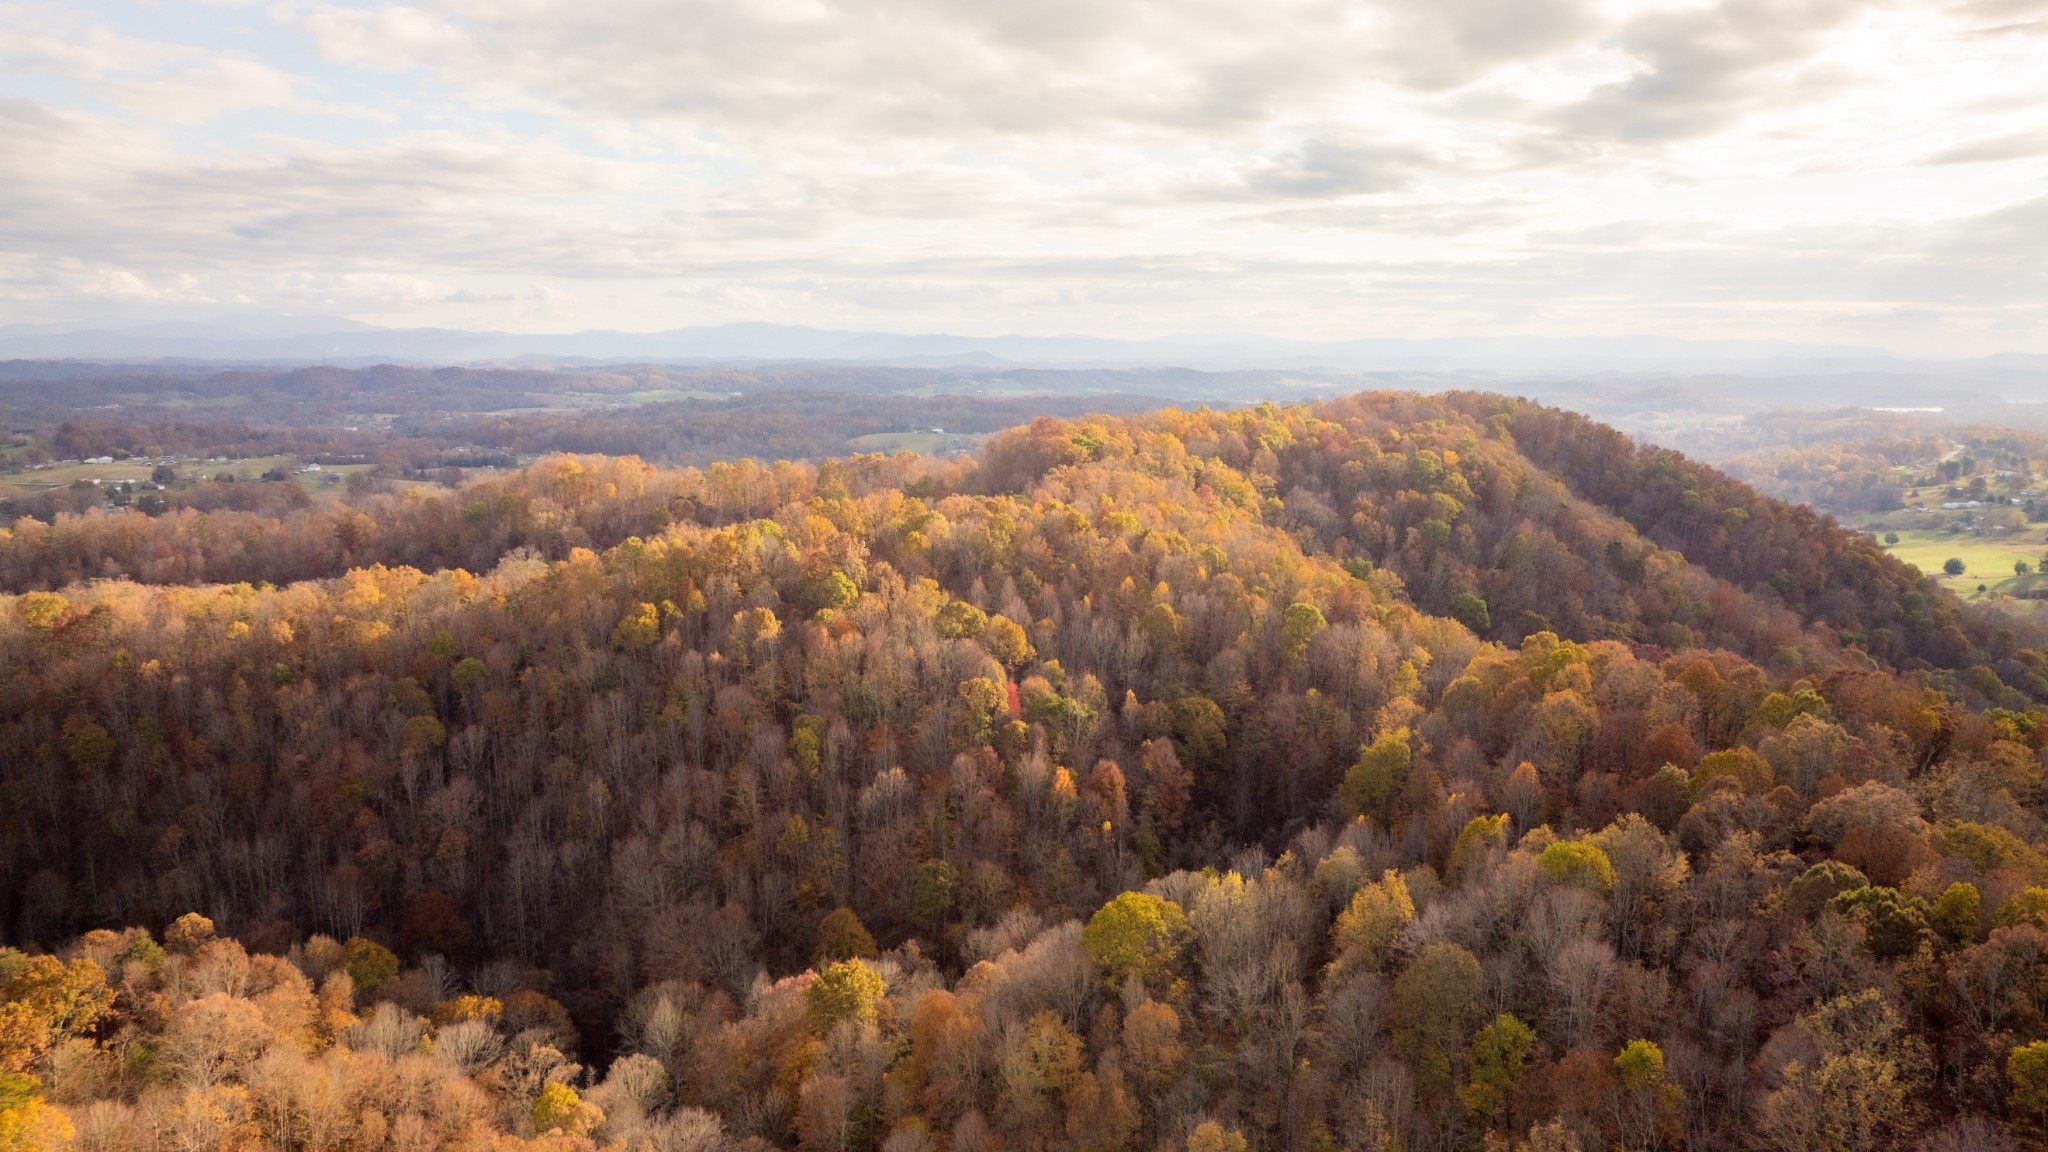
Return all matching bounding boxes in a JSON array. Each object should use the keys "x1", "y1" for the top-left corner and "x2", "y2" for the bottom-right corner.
[{"x1": 2, "y1": 0, "x2": 2047, "y2": 355}]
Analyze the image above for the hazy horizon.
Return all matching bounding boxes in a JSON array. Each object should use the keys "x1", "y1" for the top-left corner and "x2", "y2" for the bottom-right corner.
[{"x1": 4, "y1": 0, "x2": 2047, "y2": 357}]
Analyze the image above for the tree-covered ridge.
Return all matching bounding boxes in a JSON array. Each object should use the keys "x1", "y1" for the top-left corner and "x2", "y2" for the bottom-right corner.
[
  {"x1": 3, "y1": 392, "x2": 2047, "y2": 1151},
  {"x1": 981, "y1": 394, "x2": 2030, "y2": 698},
  {"x1": 1461, "y1": 397, "x2": 2005, "y2": 685}
]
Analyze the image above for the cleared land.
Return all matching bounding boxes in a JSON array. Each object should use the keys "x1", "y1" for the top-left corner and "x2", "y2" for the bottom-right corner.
[
  {"x1": 0, "y1": 460, "x2": 156, "y2": 496},
  {"x1": 1879, "y1": 527, "x2": 2048, "y2": 601},
  {"x1": 0, "y1": 455, "x2": 376, "y2": 503},
  {"x1": 846, "y1": 431, "x2": 985, "y2": 454}
]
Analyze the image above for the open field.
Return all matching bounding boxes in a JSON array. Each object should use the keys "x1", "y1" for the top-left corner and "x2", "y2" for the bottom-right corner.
[
  {"x1": 0, "y1": 460, "x2": 160, "y2": 500},
  {"x1": 558, "y1": 388, "x2": 740, "y2": 406},
  {"x1": 0, "y1": 460, "x2": 157, "y2": 497},
  {"x1": 846, "y1": 431, "x2": 985, "y2": 454},
  {"x1": 0, "y1": 455, "x2": 376, "y2": 503},
  {"x1": 150, "y1": 394, "x2": 254, "y2": 409},
  {"x1": 292, "y1": 464, "x2": 374, "y2": 499},
  {"x1": 1878, "y1": 527, "x2": 2048, "y2": 601}
]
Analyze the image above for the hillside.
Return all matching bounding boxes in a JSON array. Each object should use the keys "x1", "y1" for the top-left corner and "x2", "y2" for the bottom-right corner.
[{"x1": 4, "y1": 392, "x2": 2046, "y2": 1152}]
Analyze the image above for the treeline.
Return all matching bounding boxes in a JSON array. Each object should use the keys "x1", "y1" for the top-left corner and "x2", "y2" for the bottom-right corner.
[
  {"x1": 432, "y1": 392, "x2": 1160, "y2": 469},
  {"x1": 1, "y1": 389, "x2": 1163, "y2": 524},
  {"x1": 12, "y1": 393, "x2": 1156, "y2": 472},
  {"x1": 1720, "y1": 439, "x2": 1942, "y2": 515},
  {"x1": 1719, "y1": 425, "x2": 2046, "y2": 516},
  {"x1": 0, "y1": 361, "x2": 1172, "y2": 454},
  {"x1": 4, "y1": 393, "x2": 2048, "y2": 1149},
  {"x1": 0, "y1": 454, "x2": 935, "y2": 589}
]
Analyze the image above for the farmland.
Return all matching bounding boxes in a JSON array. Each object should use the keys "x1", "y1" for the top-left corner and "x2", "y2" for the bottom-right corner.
[
  {"x1": 846, "y1": 430, "x2": 985, "y2": 455},
  {"x1": 1876, "y1": 527, "x2": 2048, "y2": 600}
]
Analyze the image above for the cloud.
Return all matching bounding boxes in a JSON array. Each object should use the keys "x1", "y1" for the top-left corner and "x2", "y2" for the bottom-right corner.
[
  {"x1": 0, "y1": 9, "x2": 298, "y2": 123},
  {"x1": 0, "y1": 99, "x2": 666, "y2": 275},
  {"x1": 297, "y1": 5, "x2": 467, "y2": 70},
  {"x1": 1920, "y1": 128, "x2": 2048, "y2": 163},
  {"x1": 1235, "y1": 136, "x2": 1436, "y2": 199},
  {"x1": 1955, "y1": 0, "x2": 2048, "y2": 26},
  {"x1": 1550, "y1": 0, "x2": 1877, "y2": 143},
  {"x1": 99, "y1": 56, "x2": 297, "y2": 123},
  {"x1": 291, "y1": 0, "x2": 1602, "y2": 140},
  {"x1": 0, "y1": 0, "x2": 2045, "y2": 352},
  {"x1": 1357, "y1": 0, "x2": 1603, "y2": 91}
]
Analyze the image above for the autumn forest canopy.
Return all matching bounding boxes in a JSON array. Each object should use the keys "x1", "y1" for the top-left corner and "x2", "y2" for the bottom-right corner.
[{"x1": 10, "y1": 389, "x2": 2048, "y2": 1152}]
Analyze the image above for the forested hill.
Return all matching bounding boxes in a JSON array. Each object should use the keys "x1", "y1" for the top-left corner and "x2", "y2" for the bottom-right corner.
[
  {"x1": 9, "y1": 390, "x2": 2024, "y2": 699},
  {"x1": 4, "y1": 391, "x2": 2047, "y2": 1152},
  {"x1": 1453, "y1": 396, "x2": 2006, "y2": 690}
]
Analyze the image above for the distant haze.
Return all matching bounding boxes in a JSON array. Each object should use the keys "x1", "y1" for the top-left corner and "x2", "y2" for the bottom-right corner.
[
  {"x1": 0, "y1": 317, "x2": 1924, "y2": 371},
  {"x1": 4, "y1": 1, "x2": 2048, "y2": 356}
]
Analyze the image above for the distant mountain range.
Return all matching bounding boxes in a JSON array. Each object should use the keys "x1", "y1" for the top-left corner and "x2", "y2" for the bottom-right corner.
[{"x1": 0, "y1": 315, "x2": 2000, "y2": 375}]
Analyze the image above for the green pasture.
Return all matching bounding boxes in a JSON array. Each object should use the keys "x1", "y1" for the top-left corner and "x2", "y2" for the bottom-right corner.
[
  {"x1": 1, "y1": 455, "x2": 375, "y2": 503},
  {"x1": 6, "y1": 459, "x2": 155, "y2": 485},
  {"x1": 846, "y1": 431, "x2": 985, "y2": 455},
  {"x1": 1879, "y1": 527, "x2": 2048, "y2": 601},
  {"x1": 469, "y1": 389, "x2": 739, "y2": 414},
  {"x1": 561, "y1": 388, "x2": 739, "y2": 406},
  {"x1": 151, "y1": 394, "x2": 253, "y2": 409}
]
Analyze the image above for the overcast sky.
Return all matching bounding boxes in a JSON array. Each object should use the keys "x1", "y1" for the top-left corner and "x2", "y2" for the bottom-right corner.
[{"x1": 2, "y1": 0, "x2": 2046, "y2": 353}]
